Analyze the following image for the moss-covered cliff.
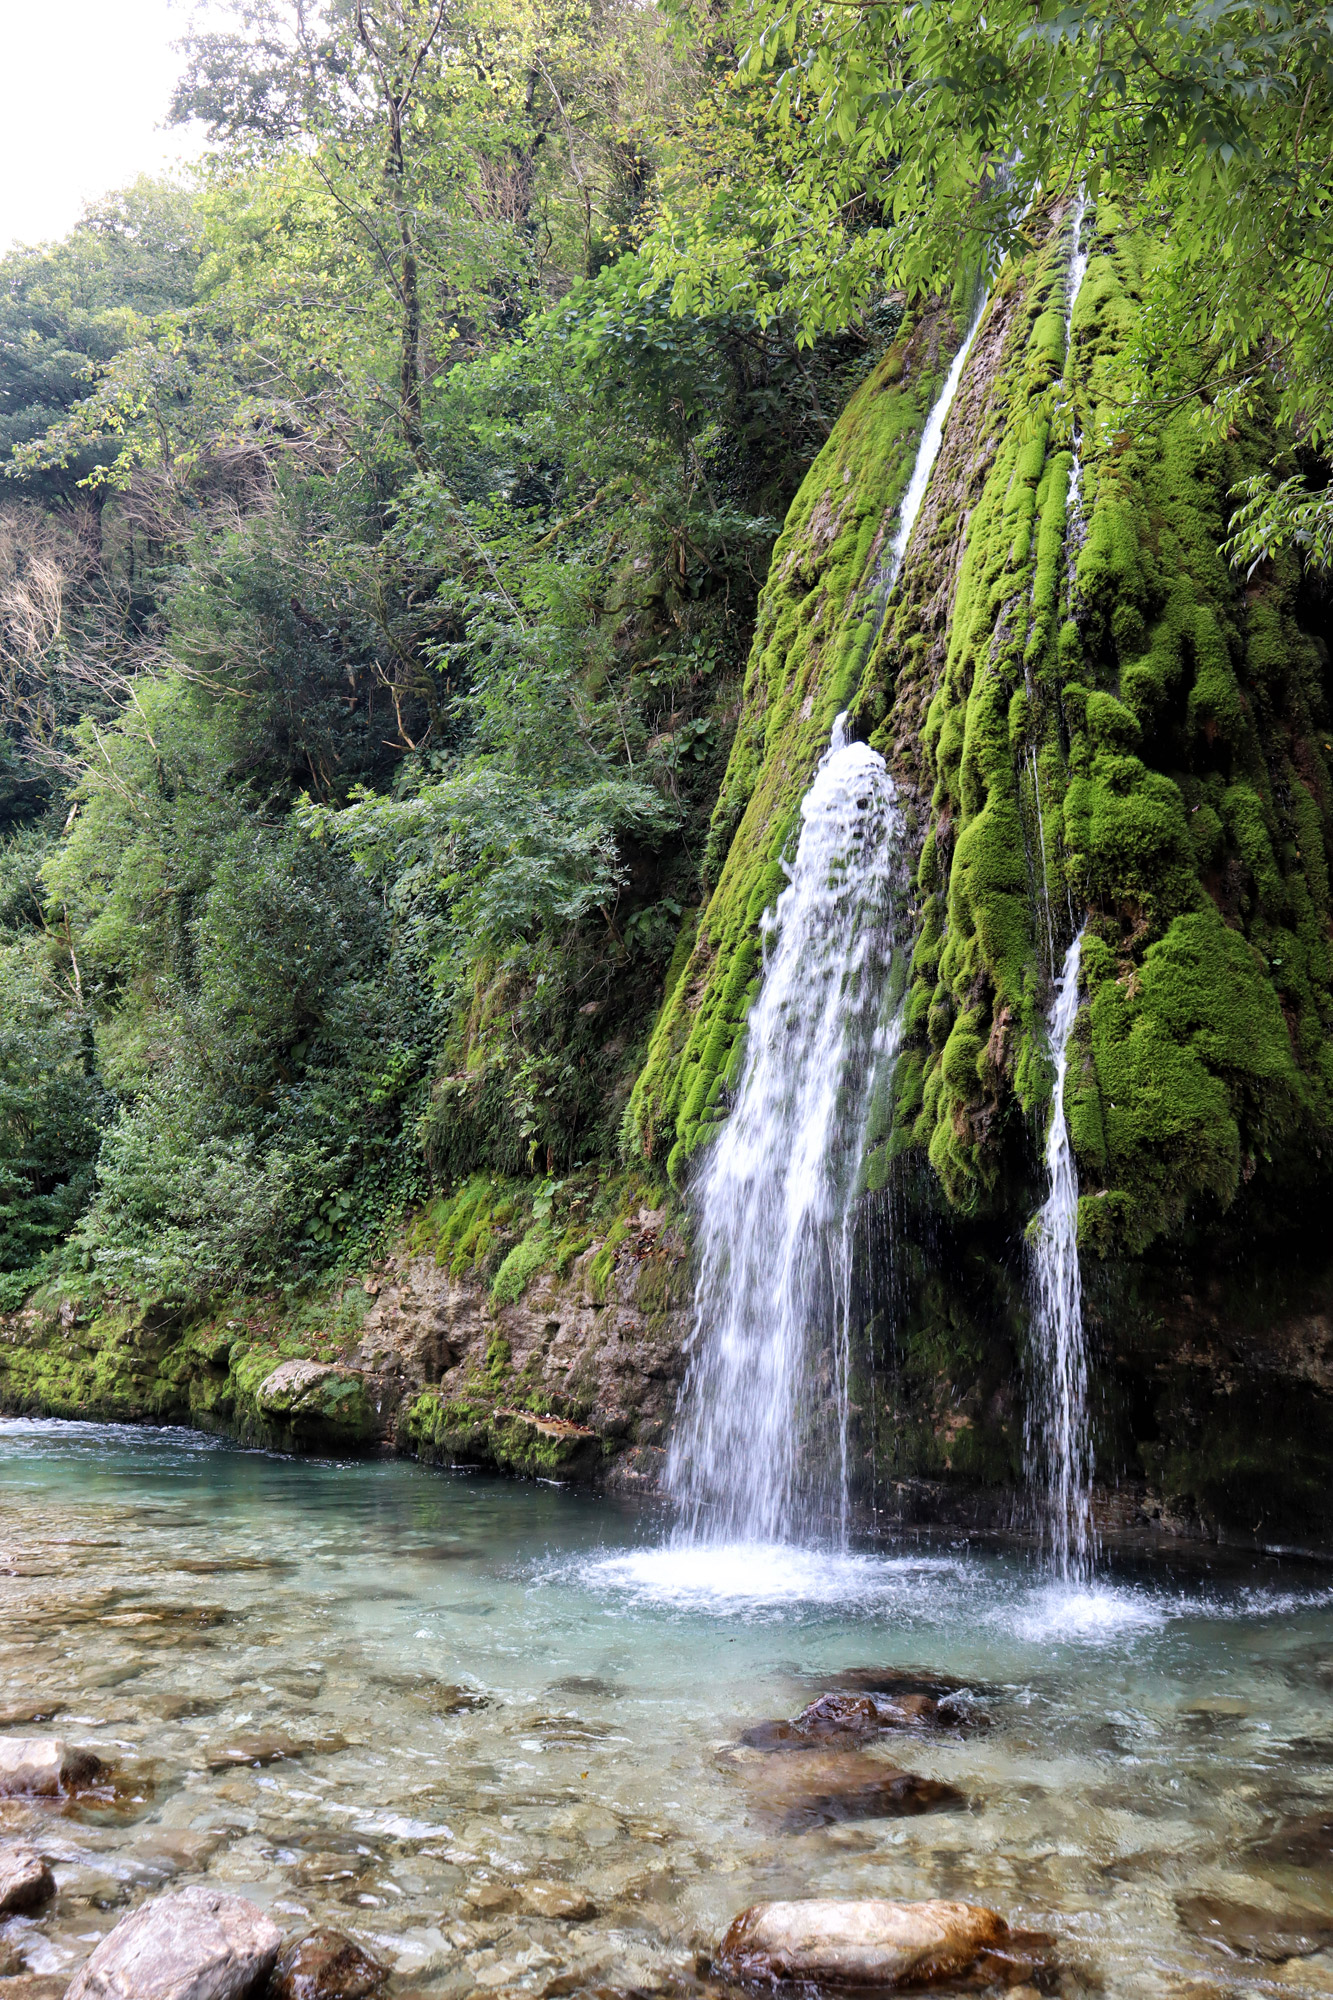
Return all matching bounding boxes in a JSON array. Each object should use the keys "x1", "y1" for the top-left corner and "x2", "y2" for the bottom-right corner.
[{"x1": 634, "y1": 199, "x2": 1333, "y2": 1261}]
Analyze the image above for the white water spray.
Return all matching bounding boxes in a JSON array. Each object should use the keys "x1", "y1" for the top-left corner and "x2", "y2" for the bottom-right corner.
[
  {"x1": 666, "y1": 718, "x2": 908, "y2": 1546},
  {"x1": 880, "y1": 291, "x2": 989, "y2": 595},
  {"x1": 1027, "y1": 927, "x2": 1093, "y2": 1579},
  {"x1": 1062, "y1": 191, "x2": 1091, "y2": 584}
]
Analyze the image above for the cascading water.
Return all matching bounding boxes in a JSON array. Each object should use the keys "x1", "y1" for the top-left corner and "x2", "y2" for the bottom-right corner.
[
  {"x1": 1026, "y1": 928, "x2": 1093, "y2": 1579},
  {"x1": 665, "y1": 719, "x2": 907, "y2": 1547},
  {"x1": 878, "y1": 290, "x2": 989, "y2": 597}
]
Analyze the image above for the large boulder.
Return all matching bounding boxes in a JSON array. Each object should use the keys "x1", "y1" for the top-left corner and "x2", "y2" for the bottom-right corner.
[
  {"x1": 716, "y1": 1900, "x2": 1013, "y2": 1988},
  {"x1": 0, "y1": 1841, "x2": 54, "y2": 1912},
  {"x1": 0, "y1": 1737, "x2": 102, "y2": 1796},
  {"x1": 64, "y1": 1885, "x2": 281, "y2": 2000},
  {"x1": 254, "y1": 1360, "x2": 376, "y2": 1445}
]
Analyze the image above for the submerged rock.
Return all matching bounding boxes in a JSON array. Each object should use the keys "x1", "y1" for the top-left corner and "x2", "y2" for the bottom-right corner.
[
  {"x1": 734, "y1": 1748, "x2": 963, "y2": 1832},
  {"x1": 520, "y1": 1881, "x2": 597, "y2": 1920},
  {"x1": 1251, "y1": 1812, "x2": 1333, "y2": 1871},
  {"x1": 64, "y1": 1885, "x2": 281, "y2": 1999},
  {"x1": 1178, "y1": 1895, "x2": 1333, "y2": 1961},
  {"x1": 716, "y1": 1898, "x2": 1019, "y2": 1988},
  {"x1": 0, "y1": 1840, "x2": 54, "y2": 1911},
  {"x1": 740, "y1": 1689, "x2": 967, "y2": 1750},
  {"x1": 272, "y1": 1928, "x2": 388, "y2": 1998},
  {"x1": 0, "y1": 1736, "x2": 102, "y2": 1796}
]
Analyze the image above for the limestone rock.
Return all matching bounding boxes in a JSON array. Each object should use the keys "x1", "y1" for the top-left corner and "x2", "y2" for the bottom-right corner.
[
  {"x1": 0, "y1": 1736, "x2": 102, "y2": 1796},
  {"x1": 64, "y1": 1885, "x2": 281, "y2": 1999},
  {"x1": 272, "y1": 1927, "x2": 388, "y2": 1998},
  {"x1": 0, "y1": 1840, "x2": 54, "y2": 1912},
  {"x1": 740, "y1": 1689, "x2": 965, "y2": 1750},
  {"x1": 520, "y1": 1881, "x2": 597, "y2": 1920},
  {"x1": 716, "y1": 1899, "x2": 1012, "y2": 1987},
  {"x1": 255, "y1": 1361, "x2": 374, "y2": 1443}
]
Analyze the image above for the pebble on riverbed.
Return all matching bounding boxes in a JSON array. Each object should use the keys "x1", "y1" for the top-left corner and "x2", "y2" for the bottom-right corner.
[
  {"x1": 271, "y1": 1926, "x2": 388, "y2": 1998},
  {"x1": 715, "y1": 1898, "x2": 1031, "y2": 1989},
  {"x1": 63, "y1": 1885, "x2": 282, "y2": 2000},
  {"x1": 728, "y1": 1746, "x2": 964, "y2": 1833},
  {"x1": 0, "y1": 1839, "x2": 54, "y2": 1912},
  {"x1": 0, "y1": 1738, "x2": 103, "y2": 1797}
]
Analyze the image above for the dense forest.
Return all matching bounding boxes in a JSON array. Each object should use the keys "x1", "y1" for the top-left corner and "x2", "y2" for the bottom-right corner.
[{"x1": 1, "y1": 0, "x2": 1330, "y2": 1446}]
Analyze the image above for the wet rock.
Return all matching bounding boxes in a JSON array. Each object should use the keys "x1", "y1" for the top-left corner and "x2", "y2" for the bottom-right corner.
[
  {"x1": 272, "y1": 1928, "x2": 388, "y2": 1998},
  {"x1": 64, "y1": 1884, "x2": 281, "y2": 1999},
  {"x1": 126, "y1": 1829, "x2": 226, "y2": 1883},
  {"x1": 145, "y1": 1694, "x2": 224, "y2": 1721},
  {"x1": 0, "y1": 1736, "x2": 102, "y2": 1796},
  {"x1": 467, "y1": 1880, "x2": 519, "y2": 1913},
  {"x1": 801, "y1": 1667, "x2": 971, "y2": 1699},
  {"x1": 0, "y1": 1979, "x2": 70, "y2": 1998},
  {"x1": 294, "y1": 1850, "x2": 373, "y2": 1889},
  {"x1": 735, "y1": 1749, "x2": 963, "y2": 1833},
  {"x1": 716, "y1": 1898, "x2": 1022, "y2": 1988},
  {"x1": 520, "y1": 1881, "x2": 597, "y2": 1920},
  {"x1": 740, "y1": 1690, "x2": 962, "y2": 1750},
  {"x1": 0, "y1": 1702, "x2": 63, "y2": 1728},
  {"x1": 0, "y1": 1841, "x2": 54, "y2": 1912},
  {"x1": 1178, "y1": 1895, "x2": 1333, "y2": 1961},
  {"x1": 205, "y1": 1730, "x2": 304, "y2": 1769},
  {"x1": 1251, "y1": 1812, "x2": 1333, "y2": 1871}
]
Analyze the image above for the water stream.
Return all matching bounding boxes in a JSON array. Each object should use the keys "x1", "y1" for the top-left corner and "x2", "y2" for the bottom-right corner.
[
  {"x1": 1027, "y1": 930, "x2": 1093, "y2": 1579},
  {"x1": 6, "y1": 1421, "x2": 1333, "y2": 1998},
  {"x1": 880, "y1": 290, "x2": 989, "y2": 597},
  {"x1": 665, "y1": 719, "x2": 907, "y2": 1546}
]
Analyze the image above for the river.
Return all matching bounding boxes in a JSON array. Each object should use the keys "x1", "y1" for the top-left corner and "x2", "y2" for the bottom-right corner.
[{"x1": 3, "y1": 1419, "x2": 1333, "y2": 1995}]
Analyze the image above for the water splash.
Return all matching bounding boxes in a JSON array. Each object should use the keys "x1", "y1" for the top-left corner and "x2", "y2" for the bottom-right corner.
[
  {"x1": 666, "y1": 718, "x2": 908, "y2": 1546},
  {"x1": 1026, "y1": 927, "x2": 1093, "y2": 1579},
  {"x1": 880, "y1": 290, "x2": 989, "y2": 596}
]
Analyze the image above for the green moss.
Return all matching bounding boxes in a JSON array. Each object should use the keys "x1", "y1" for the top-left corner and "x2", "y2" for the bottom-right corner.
[{"x1": 490, "y1": 1224, "x2": 551, "y2": 1305}]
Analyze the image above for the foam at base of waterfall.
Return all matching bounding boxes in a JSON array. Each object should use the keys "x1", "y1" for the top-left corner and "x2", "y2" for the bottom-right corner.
[{"x1": 580, "y1": 1543, "x2": 963, "y2": 1612}]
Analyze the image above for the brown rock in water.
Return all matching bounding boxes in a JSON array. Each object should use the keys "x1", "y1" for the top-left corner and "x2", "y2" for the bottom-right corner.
[
  {"x1": 740, "y1": 1690, "x2": 958, "y2": 1750},
  {"x1": 1251, "y1": 1812, "x2": 1333, "y2": 1871},
  {"x1": 1178, "y1": 1895, "x2": 1333, "y2": 1961},
  {"x1": 716, "y1": 1899, "x2": 1015, "y2": 1987},
  {"x1": 204, "y1": 1730, "x2": 343, "y2": 1770},
  {"x1": 0, "y1": 1737, "x2": 102, "y2": 1796},
  {"x1": 0, "y1": 1841, "x2": 54, "y2": 1912},
  {"x1": 272, "y1": 1928, "x2": 388, "y2": 1998},
  {"x1": 736, "y1": 1749, "x2": 963, "y2": 1832},
  {"x1": 64, "y1": 1885, "x2": 281, "y2": 1999},
  {"x1": 466, "y1": 1880, "x2": 519, "y2": 1913},
  {"x1": 0, "y1": 1702, "x2": 63, "y2": 1728},
  {"x1": 803, "y1": 1667, "x2": 971, "y2": 1699},
  {"x1": 520, "y1": 1881, "x2": 597, "y2": 1920}
]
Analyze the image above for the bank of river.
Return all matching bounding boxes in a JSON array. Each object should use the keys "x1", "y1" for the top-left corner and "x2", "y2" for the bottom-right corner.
[{"x1": 3, "y1": 1420, "x2": 1333, "y2": 1996}]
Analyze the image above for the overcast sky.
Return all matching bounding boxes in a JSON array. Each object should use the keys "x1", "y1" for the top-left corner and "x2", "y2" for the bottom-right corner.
[{"x1": 0, "y1": 0, "x2": 214, "y2": 250}]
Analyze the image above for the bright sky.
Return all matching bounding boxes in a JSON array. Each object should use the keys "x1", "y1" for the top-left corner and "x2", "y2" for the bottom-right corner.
[{"x1": 0, "y1": 0, "x2": 215, "y2": 251}]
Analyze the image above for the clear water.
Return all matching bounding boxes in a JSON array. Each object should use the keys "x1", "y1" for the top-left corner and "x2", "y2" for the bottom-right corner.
[
  {"x1": 666, "y1": 719, "x2": 907, "y2": 1545},
  {"x1": 7, "y1": 1421, "x2": 1333, "y2": 1998},
  {"x1": 1027, "y1": 931, "x2": 1092, "y2": 1580}
]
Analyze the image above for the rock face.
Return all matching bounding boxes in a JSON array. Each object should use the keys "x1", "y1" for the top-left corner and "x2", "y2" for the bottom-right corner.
[
  {"x1": 0, "y1": 1841, "x2": 54, "y2": 1912},
  {"x1": 716, "y1": 1899, "x2": 1014, "y2": 1988},
  {"x1": 271, "y1": 1928, "x2": 387, "y2": 1998},
  {"x1": 64, "y1": 1886, "x2": 282, "y2": 2000},
  {"x1": 0, "y1": 1736, "x2": 101, "y2": 1795}
]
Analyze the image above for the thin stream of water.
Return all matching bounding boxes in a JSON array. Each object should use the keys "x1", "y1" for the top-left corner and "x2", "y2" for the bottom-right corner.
[
  {"x1": 880, "y1": 290, "x2": 989, "y2": 596},
  {"x1": 665, "y1": 718, "x2": 907, "y2": 1546},
  {"x1": 1027, "y1": 930, "x2": 1092, "y2": 1579}
]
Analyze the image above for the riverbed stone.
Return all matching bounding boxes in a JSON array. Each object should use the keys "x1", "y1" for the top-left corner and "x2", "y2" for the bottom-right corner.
[
  {"x1": 520, "y1": 1880, "x2": 596, "y2": 1919},
  {"x1": 734, "y1": 1748, "x2": 963, "y2": 1832},
  {"x1": 1178, "y1": 1895, "x2": 1333, "y2": 1960},
  {"x1": 1252, "y1": 1811, "x2": 1333, "y2": 1871},
  {"x1": 0, "y1": 1736, "x2": 102, "y2": 1796},
  {"x1": 64, "y1": 1885, "x2": 282, "y2": 1999},
  {"x1": 272, "y1": 1927, "x2": 388, "y2": 1998},
  {"x1": 716, "y1": 1898, "x2": 1014, "y2": 1987},
  {"x1": 204, "y1": 1730, "x2": 302, "y2": 1769},
  {"x1": 740, "y1": 1690, "x2": 959, "y2": 1750},
  {"x1": 0, "y1": 1840, "x2": 54, "y2": 1911}
]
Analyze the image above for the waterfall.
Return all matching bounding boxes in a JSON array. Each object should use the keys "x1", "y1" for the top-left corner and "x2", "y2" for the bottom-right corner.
[
  {"x1": 1026, "y1": 928, "x2": 1093, "y2": 1579},
  {"x1": 665, "y1": 718, "x2": 908, "y2": 1547},
  {"x1": 879, "y1": 290, "x2": 989, "y2": 596}
]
